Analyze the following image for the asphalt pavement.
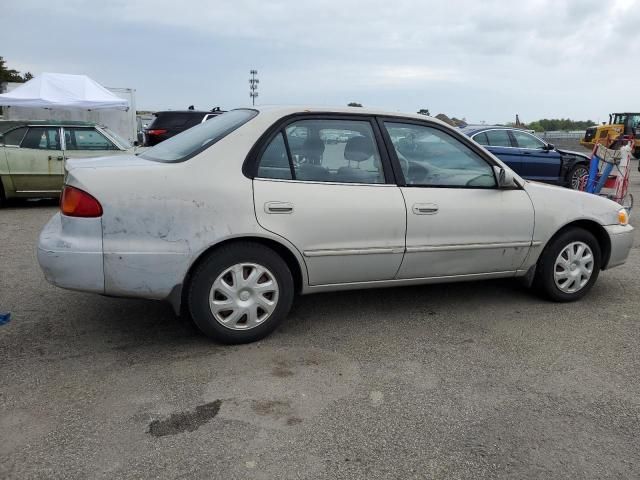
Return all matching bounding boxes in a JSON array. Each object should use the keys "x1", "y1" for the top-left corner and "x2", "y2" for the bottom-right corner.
[{"x1": 1, "y1": 167, "x2": 639, "y2": 479}]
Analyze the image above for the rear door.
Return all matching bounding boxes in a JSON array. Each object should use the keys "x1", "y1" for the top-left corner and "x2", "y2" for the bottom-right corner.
[
  {"x1": 62, "y1": 127, "x2": 124, "y2": 162},
  {"x1": 510, "y1": 130, "x2": 562, "y2": 184},
  {"x1": 6, "y1": 126, "x2": 64, "y2": 193},
  {"x1": 252, "y1": 116, "x2": 406, "y2": 286},
  {"x1": 472, "y1": 129, "x2": 523, "y2": 174}
]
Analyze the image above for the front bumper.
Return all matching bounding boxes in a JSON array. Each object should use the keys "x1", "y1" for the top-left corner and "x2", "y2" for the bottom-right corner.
[
  {"x1": 37, "y1": 213, "x2": 105, "y2": 293},
  {"x1": 604, "y1": 224, "x2": 634, "y2": 269}
]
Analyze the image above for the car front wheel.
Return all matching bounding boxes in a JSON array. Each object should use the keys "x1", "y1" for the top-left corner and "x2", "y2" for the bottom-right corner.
[
  {"x1": 188, "y1": 242, "x2": 294, "y2": 344},
  {"x1": 568, "y1": 164, "x2": 589, "y2": 190},
  {"x1": 534, "y1": 228, "x2": 601, "y2": 302}
]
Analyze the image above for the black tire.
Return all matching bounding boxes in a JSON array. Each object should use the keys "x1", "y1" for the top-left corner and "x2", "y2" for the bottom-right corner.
[
  {"x1": 0, "y1": 181, "x2": 5, "y2": 208},
  {"x1": 533, "y1": 227, "x2": 601, "y2": 302},
  {"x1": 567, "y1": 163, "x2": 589, "y2": 190},
  {"x1": 187, "y1": 242, "x2": 294, "y2": 344}
]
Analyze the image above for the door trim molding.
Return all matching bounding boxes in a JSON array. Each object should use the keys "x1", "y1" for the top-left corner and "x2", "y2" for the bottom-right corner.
[
  {"x1": 406, "y1": 241, "x2": 537, "y2": 253},
  {"x1": 304, "y1": 246, "x2": 405, "y2": 257}
]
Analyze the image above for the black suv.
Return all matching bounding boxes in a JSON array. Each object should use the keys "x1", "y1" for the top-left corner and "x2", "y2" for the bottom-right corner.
[{"x1": 144, "y1": 107, "x2": 225, "y2": 146}]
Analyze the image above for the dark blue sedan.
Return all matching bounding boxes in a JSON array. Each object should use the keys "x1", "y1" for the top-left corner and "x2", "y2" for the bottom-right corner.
[{"x1": 461, "y1": 126, "x2": 590, "y2": 189}]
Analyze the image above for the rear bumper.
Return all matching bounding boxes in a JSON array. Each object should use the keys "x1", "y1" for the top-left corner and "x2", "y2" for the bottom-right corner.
[
  {"x1": 604, "y1": 224, "x2": 634, "y2": 269},
  {"x1": 37, "y1": 213, "x2": 105, "y2": 293}
]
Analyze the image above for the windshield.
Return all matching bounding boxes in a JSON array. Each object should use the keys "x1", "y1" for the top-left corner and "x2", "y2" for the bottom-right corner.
[
  {"x1": 140, "y1": 109, "x2": 258, "y2": 162},
  {"x1": 102, "y1": 127, "x2": 133, "y2": 149}
]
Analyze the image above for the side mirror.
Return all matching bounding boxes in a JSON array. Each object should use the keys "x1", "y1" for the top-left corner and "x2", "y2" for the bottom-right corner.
[
  {"x1": 544, "y1": 143, "x2": 555, "y2": 151},
  {"x1": 493, "y1": 166, "x2": 519, "y2": 189}
]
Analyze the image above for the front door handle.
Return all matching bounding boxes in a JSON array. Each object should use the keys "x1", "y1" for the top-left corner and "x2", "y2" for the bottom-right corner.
[
  {"x1": 265, "y1": 201, "x2": 294, "y2": 214},
  {"x1": 48, "y1": 155, "x2": 64, "y2": 161},
  {"x1": 412, "y1": 203, "x2": 439, "y2": 215}
]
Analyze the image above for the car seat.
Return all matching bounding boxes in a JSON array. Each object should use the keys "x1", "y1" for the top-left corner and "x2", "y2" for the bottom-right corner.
[
  {"x1": 301, "y1": 137, "x2": 325, "y2": 165},
  {"x1": 336, "y1": 136, "x2": 380, "y2": 183}
]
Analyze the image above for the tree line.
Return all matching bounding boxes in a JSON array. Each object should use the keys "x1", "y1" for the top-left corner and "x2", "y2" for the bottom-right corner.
[
  {"x1": 0, "y1": 56, "x2": 33, "y2": 84},
  {"x1": 526, "y1": 118, "x2": 595, "y2": 132}
]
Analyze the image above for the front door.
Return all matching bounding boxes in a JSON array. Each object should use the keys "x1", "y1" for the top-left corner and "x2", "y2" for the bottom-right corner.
[
  {"x1": 252, "y1": 117, "x2": 406, "y2": 286},
  {"x1": 62, "y1": 127, "x2": 124, "y2": 162},
  {"x1": 6, "y1": 126, "x2": 64, "y2": 193},
  {"x1": 381, "y1": 120, "x2": 535, "y2": 279},
  {"x1": 510, "y1": 130, "x2": 562, "y2": 184}
]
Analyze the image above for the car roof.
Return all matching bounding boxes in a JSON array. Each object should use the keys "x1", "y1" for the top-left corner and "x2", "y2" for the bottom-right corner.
[
  {"x1": 460, "y1": 125, "x2": 536, "y2": 136},
  {"x1": 247, "y1": 105, "x2": 455, "y2": 129},
  {"x1": 153, "y1": 110, "x2": 224, "y2": 115},
  {"x1": 0, "y1": 120, "x2": 97, "y2": 129}
]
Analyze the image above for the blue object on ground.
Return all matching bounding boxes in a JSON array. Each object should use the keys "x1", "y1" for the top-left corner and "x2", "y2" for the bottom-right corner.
[
  {"x1": 586, "y1": 154, "x2": 601, "y2": 193},
  {"x1": 593, "y1": 162, "x2": 614, "y2": 194},
  {"x1": 0, "y1": 312, "x2": 11, "y2": 325}
]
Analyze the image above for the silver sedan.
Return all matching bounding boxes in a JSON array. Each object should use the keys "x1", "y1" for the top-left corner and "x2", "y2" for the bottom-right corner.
[{"x1": 37, "y1": 106, "x2": 634, "y2": 343}]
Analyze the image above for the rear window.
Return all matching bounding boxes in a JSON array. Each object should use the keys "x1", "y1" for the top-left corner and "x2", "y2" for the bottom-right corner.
[
  {"x1": 150, "y1": 112, "x2": 204, "y2": 129},
  {"x1": 140, "y1": 109, "x2": 258, "y2": 163}
]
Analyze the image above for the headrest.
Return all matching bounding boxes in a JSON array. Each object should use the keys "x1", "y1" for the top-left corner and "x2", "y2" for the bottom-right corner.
[
  {"x1": 344, "y1": 136, "x2": 374, "y2": 162},
  {"x1": 302, "y1": 137, "x2": 325, "y2": 158}
]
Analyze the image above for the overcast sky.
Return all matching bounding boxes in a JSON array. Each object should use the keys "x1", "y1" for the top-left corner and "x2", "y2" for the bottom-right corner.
[{"x1": 3, "y1": 0, "x2": 639, "y2": 123}]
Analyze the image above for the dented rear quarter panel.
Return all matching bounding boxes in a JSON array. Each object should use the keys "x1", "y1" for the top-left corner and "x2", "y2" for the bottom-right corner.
[{"x1": 65, "y1": 116, "x2": 308, "y2": 301}]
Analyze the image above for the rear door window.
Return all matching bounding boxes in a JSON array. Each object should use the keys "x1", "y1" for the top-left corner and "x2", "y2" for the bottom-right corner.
[
  {"x1": 21, "y1": 127, "x2": 61, "y2": 150},
  {"x1": 484, "y1": 130, "x2": 512, "y2": 147},
  {"x1": 3, "y1": 126, "x2": 28, "y2": 146},
  {"x1": 472, "y1": 132, "x2": 489, "y2": 146},
  {"x1": 256, "y1": 118, "x2": 385, "y2": 184}
]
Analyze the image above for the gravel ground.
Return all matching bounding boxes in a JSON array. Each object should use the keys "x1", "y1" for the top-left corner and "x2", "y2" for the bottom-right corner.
[{"x1": 1, "y1": 165, "x2": 639, "y2": 479}]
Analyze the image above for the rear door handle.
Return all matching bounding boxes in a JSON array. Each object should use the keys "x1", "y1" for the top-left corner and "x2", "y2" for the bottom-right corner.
[
  {"x1": 412, "y1": 203, "x2": 439, "y2": 215},
  {"x1": 265, "y1": 201, "x2": 294, "y2": 214},
  {"x1": 48, "y1": 155, "x2": 64, "y2": 161}
]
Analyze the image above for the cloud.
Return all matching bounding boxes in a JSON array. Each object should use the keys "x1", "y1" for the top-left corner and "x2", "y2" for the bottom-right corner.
[{"x1": 3, "y1": 0, "x2": 640, "y2": 122}]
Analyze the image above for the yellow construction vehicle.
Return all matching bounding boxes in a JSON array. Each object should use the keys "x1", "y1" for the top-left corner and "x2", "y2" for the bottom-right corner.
[{"x1": 581, "y1": 113, "x2": 640, "y2": 158}]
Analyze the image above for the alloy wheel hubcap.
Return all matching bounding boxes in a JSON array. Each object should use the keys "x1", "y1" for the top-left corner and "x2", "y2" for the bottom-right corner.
[
  {"x1": 553, "y1": 241, "x2": 594, "y2": 293},
  {"x1": 571, "y1": 167, "x2": 588, "y2": 190},
  {"x1": 209, "y1": 263, "x2": 279, "y2": 330}
]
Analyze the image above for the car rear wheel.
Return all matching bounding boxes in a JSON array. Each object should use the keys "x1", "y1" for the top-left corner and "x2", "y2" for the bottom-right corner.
[
  {"x1": 0, "y1": 182, "x2": 5, "y2": 208},
  {"x1": 187, "y1": 242, "x2": 294, "y2": 344},
  {"x1": 568, "y1": 164, "x2": 589, "y2": 190},
  {"x1": 534, "y1": 228, "x2": 601, "y2": 302}
]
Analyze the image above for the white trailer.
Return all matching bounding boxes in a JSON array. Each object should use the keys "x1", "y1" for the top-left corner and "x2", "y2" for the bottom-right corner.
[{"x1": 1, "y1": 82, "x2": 137, "y2": 145}]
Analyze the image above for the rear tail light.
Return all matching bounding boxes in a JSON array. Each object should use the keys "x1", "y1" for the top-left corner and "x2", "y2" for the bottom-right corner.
[
  {"x1": 61, "y1": 186, "x2": 103, "y2": 217},
  {"x1": 147, "y1": 129, "x2": 167, "y2": 136}
]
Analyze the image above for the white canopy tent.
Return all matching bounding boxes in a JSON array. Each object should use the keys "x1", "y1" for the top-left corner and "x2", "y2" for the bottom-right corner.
[{"x1": 0, "y1": 72, "x2": 129, "y2": 110}]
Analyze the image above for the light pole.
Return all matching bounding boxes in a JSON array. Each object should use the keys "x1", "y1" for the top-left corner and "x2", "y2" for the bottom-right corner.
[{"x1": 249, "y1": 69, "x2": 259, "y2": 106}]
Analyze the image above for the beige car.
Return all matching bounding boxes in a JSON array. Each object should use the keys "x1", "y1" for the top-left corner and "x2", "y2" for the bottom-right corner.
[
  {"x1": 0, "y1": 121, "x2": 133, "y2": 204},
  {"x1": 37, "y1": 106, "x2": 633, "y2": 344}
]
